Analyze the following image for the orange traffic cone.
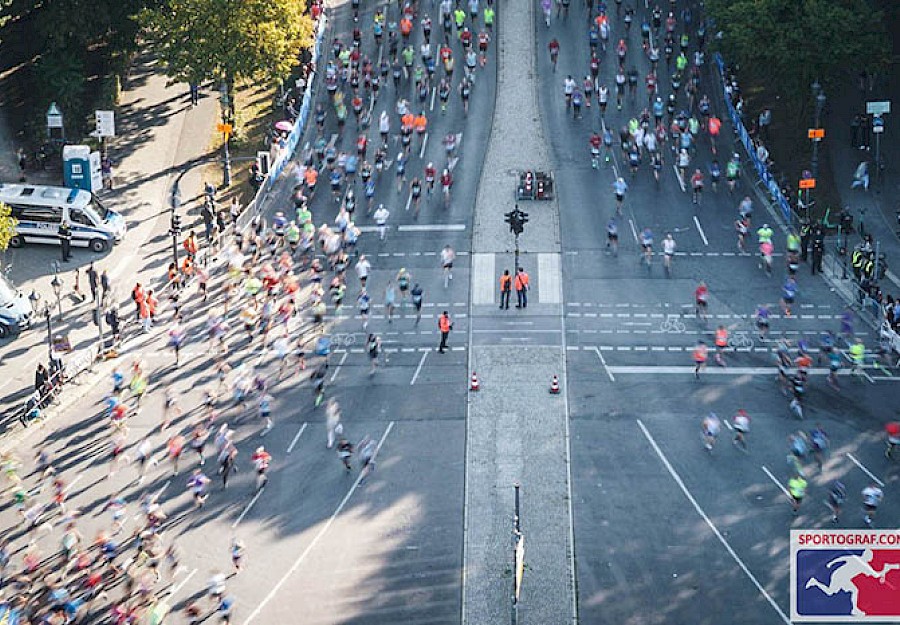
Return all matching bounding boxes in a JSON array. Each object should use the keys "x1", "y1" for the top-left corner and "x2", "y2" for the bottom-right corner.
[
  {"x1": 549, "y1": 375, "x2": 560, "y2": 394},
  {"x1": 470, "y1": 371, "x2": 480, "y2": 391}
]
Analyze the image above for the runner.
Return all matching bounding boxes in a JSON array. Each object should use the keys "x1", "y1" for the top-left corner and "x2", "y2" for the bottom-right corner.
[
  {"x1": 732, "y1": 409, "x2": 750, "y2": 450},
  {"x1": 692, "y1": 340, "x2": 708, "y2": 379},
  {"x1": 701, "y1": 412, "x2": 720, "y2": 451},
  {"x1": 862, "y1": 483, "x2": 884, "y2": 526},
  {"x1": 251, "y1": 446, "x2": 271, "y2": 490}
]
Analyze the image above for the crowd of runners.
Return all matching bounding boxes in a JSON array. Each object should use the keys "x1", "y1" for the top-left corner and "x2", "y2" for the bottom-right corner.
[
  {"x1": 0, "y1": 0, "x2": 492, "y2": 620},
  {"x1": 562, "y1": 0, "x2": 896, "y2": 526}
]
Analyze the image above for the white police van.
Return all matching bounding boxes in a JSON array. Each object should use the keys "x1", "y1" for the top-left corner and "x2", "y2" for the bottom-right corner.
[
  {"x1": 1, "y1": 184, "x2": 127, "y2": 253},
  {"x1": 0, "y1": 273, "x2": 32, "y2": 338}
]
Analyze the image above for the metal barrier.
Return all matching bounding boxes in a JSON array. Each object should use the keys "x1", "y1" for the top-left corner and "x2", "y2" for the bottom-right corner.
[{"x1": 713, "y1": 54, "x2": 792, "y2": 224}]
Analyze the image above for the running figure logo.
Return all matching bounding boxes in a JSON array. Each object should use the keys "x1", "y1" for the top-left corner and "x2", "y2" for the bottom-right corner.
[{"x1": 792, "y1": 531, "x2": 900, "y2": 621}]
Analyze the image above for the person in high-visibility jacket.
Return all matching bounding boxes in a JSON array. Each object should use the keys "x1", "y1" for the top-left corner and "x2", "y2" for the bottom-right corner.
[
  {"x1": 499, "y1": 270, "x2": 512, "y2": 310},
  {"x1": 788, "y1": 475, "x2": 807, "y2": 514},
  {"x1": 438, "y1": 311, "x2": 452, "y2": 353},
  {"x1": 514, "y1": 267, "x2": 530, "y2": 308},
  {"x1": 183, "y1": 231, "x2": 199, "y2": 259}
]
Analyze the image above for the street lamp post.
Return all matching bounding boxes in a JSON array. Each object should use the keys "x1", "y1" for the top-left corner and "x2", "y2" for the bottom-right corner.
[
  {"x1": 50, "y1": 273, "x2": 63, "y2": 321},
  {"x1": 43, "y1": 305, "x2": 53, "y2": 360},
  {"x1": 810, "y1": 81, "x2": 826, "y2": 180}
]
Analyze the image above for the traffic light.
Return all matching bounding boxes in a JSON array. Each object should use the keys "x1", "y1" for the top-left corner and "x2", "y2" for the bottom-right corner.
[
  {"x1": 504, "y1": 208, "x2": 529, "y2": 236},
  {"x1": 170, "y1": 213, "x2": 182, "y2": 237}
]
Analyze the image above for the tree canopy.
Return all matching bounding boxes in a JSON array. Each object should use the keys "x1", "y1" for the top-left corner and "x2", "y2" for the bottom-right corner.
[
  {"x1": 706, "y1": 0, "x2": 891, "y2": 109},
  {"x1": 0, "y1": 202, "x2": 18, "y2": 252},
  {"x1": 141, "y1": 0, "x2": 314, "y2": 118}
]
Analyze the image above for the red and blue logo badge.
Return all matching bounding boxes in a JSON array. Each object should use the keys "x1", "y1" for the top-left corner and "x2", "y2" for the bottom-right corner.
[{"x1": 792, "y1": 531, "x2": 900, "y2": 622}]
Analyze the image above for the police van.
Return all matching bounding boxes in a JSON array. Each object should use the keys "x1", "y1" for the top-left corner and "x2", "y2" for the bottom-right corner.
[{"x1": 1, "y1": 184, "x2": 127, "y2": 253}]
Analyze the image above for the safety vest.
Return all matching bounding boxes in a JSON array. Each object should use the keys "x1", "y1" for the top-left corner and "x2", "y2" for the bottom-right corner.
[
  {"x1": 863, "y1": 259, "x2": 874, "y2": 277},
  {"x1": 439, "y1": 315, "x2": 451, "y2": 332},
  {"x1": 851, "y1": 250, "x2": 865, "y2": 269},
  {"x1": 849, "y1": 343, "x2": 865, "y2": 363},
  {"x1": 693, "y1": 345, "x2": 708, "y2": 362},
  {"x1": 786, "y1": 234, "x2": 800, "y2": 252},
  {"x1": 514, "y1": 272, "x2": 529, "y2": 290},
  {"x1": 500, "y1": 274, "x2": 512, "y2": 292},
  {"x1": 715, "y1": 328, "x2": 728, "y2": 348}
]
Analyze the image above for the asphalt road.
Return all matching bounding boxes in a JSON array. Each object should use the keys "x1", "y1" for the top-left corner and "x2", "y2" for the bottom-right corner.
[
  {"x1": 534, "y1": 3, "x2": 900, "y2": 625},
  {"x1": 0, "y1": 0, "x2": 495, "y2": 623}
]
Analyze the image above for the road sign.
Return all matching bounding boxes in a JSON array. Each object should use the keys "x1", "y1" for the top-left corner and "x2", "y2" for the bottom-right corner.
[
  {"x1": 95, "y1": 110, "x2": 115, "y2": 137},
  {"x1": 46, "y1": 102, "x2": 63, "y2": 129},
  {"x1": 807, "y1": 128, "x2": 825, "y2": 139},
  {"x1": 867, "y1": 101, "x2": 891, "y2": 115},
  {"x1": 799, "y1": 178, "x2": 816, "y2": 190},
  {"x1": 217, "y1": 123, "x2": 233, "y2": 137},
  {"x1": 873, "y1": 115, "x2": 885, "y2": 134}
]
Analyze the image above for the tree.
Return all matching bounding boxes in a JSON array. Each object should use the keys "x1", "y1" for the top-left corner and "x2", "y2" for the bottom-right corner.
[
  {"x1": 706, "y1": 0, "x2": 891, "y2": 113},
  {"x1": 0, "y1": 202, "x2": 18, "y2": 252},
  {"x1": 141, "y1": 0, "x2": 314, "y2": 120}
]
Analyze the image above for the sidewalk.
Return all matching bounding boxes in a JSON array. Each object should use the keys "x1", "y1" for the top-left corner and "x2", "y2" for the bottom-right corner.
[
  {"x1": 827, "y1": 66, "x2": 900, "y2": 293},
  {"x1": 0, "y1": 50, "x2": 220, "y2": 427}
]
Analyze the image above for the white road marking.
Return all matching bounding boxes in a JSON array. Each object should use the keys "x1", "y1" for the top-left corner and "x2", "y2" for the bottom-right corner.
[
  {"x1": 693, "y1": 215, "x2": 709, "y2": 246},
  {"x1": 397, "y1": 223, "x2": 466, "y2": 231},
  {"x1": 404, "y1": 192, "x2": 412, "y2": 212},
  {"x1": 846, "y1": 452, "x2": 885, "y2": 487},
  {"x1": 419, "y1": 132, "x2": 429, "y2": 158},
  {"x1": 673, "y1": 165, "x2": 686, "y2": 192},
  {"x1": 330, "y1": 352, "x2": 348, "y2": 382},
  {"x1": 628, "y1": 218, "x2": 639, "y2": 244},
  {"x1": 167, "y1": 567, "x2": 197, "y2": 597},
  {"x1": 241, "y1": 421, "x2": 395, "y2": 625},
  {"x1": 430, "y1": 86, "x2": 436, "y2": 111},
  {"x1": 287, "y1": 422, "x2": 308, "y2": 454},
  {"x1": 638, "y1": 420, "x2": 791, "y2": 625},
  {"x1": 538, "y1": 253, "x2": 562, "y2": 304},
  {"x1": 410, "y1": 352, "x2": 428, "y2": 385},
  {"x1": 761, "y1": 466, "x2": 791, "y2": 499},
  {"x1": 232, "y1": 487, "x2": 266, "y2": 529},
  {"x1": 591, "y1": 346, "x2": 615, "y2": 382},
  {"x1": 472, "y1": 253, "x2": 495, "y2": 305}
]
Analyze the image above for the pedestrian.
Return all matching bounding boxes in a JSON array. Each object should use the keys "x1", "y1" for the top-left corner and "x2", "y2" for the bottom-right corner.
[
  {"x1": 101, "y1": 153, "x2": 114, "y2": 190},
  {"x1": 359, "y1": 436, "x2": 377, "y2": 481},
  {"x1": 189, "y1": 82, "x2": 200, "y2": 106},
  {"x1": 499, "y1": 269, "x2": 512, "y2": 309},
  {"x1": 367, "y1": 333, "x2": 382, "y2": 374},
  {"x1": 58, "y1": 220, "x2": 72, "y2": 262},
  {"x1": 827, "y1": 480, "x2": 846, "y2": 523},
  {"x1": 758, "y1": 108, "x2": 771, "y2": 141},
  {"x1": 862, "y1": 483, "x2": 884, "y2": 526},
  {"x1": 438, "y1": 310, "x2": 452, "y2": 353},
  {"x1": 811, "y1": 225, "x2": 825, "y2": 275},
  {"x1": 373, "y1": 203, "x2": 390, "y2": 240},
  {"x1": 358, "y1": 288, "x2": 371, "y2": 329},
  {"x1": 514, "y1": 267, "x2": 529, "y2": 308},
  {"x1": 384, "y1": 280, "x2": 397, "y2": 322},
  {"x1": 325, "y1": 399, "x2": 341, "y2": 448},
  {"x1": 411, "y1": 283, "x2": 423, "y2": 324},
  {"x1": 86, "y1": 262, "x2": 99, "y2": 303},
  {"x1": 788, "y1": 474, "x2": 807, "y2": 514},
  {"x1": 850, "y1": 114, "x2": 861, "y2": 148},
  {"x1": 355, "y1": 254, "x2": 371, "y2": 287},
  {"x1": 337, "y1": 437, "x2": 354, "y2": 470},
  {"x1": 105, "y1": 306, "x2": 121, "y2": 342},
  {"x1": 131, "y1": 282, "x2": 145, "y2": 321},
  {"x1": 100, "y1": 268, "x2": 111, "y2": 303},
  {"x1": 231, "y1": 539, "x2": 245, "y2": 574}
]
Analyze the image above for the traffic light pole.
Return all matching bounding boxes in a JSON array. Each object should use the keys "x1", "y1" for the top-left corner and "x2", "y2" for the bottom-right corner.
[{"x1": 514, "y1": 233, "x2": 520, "y2": 274}]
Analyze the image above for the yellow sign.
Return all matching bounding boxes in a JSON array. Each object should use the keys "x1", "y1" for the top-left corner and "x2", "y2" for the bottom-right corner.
[
  {"x1": 807, "y1": 128, "x2": 825, "y2": 139},
  {"x1": 217, "y1": 123, "x2": 233, "y2": 136},
  {"x1": 799, "y1": 178, "x2": 816, "y2": 190}
]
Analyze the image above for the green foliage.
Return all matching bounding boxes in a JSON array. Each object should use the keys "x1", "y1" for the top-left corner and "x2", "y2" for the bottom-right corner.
[
  {"x1": 141, "y1": 0, "x2": 314, "y2": 115},
  {"x1": 33, "y1": 52, "x2": 87, "y2": 122},
  {"x1": 0, "y1": 202, "x2": 18, "y2": 252},
  {"x1": 707, "y1": 0, "x2": 891, "y2": 108}
]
